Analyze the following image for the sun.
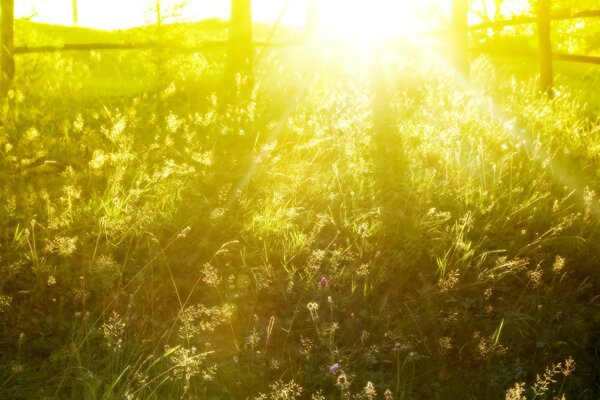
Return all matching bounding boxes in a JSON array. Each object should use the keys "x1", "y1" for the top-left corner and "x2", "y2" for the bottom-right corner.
[
  {"x1": 315, "y1": 0, "x2": 436, "y2": 40},
  {"x1": 309, "y1": 0, "x2": 532, "y2": 40}
]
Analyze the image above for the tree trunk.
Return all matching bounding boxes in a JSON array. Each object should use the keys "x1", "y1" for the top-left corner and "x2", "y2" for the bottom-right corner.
[
  {"x1": 537, "y1": 0, "x2": 553, "y2": 97},
  {"x1": 72, "y1": 0, "x2": 78, "y2": 26},
  {"x1": 452, "y1": 0, "x2": 469, "y2": 77},
  {"x1": 0, "y1": 0, "x2": 14, "y2": 95},
  {"x1": 226, "y1": 0, "x2": 253, "y2": 95},
  {"x1": 154, "y1": 0, "x2": 162, "y2": 27},
  {"x1": 493, "y1": 0, "x2": 503, "y2": 39}
]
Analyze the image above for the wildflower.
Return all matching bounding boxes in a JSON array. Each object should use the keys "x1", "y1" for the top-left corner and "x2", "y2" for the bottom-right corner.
[
  {"x1": 319, "y1": 276, "x2": 329, "y2": 288},
  {"x1": 505, "y1": 382, "x2": 526, "y2": 400},
  {"x1": 384, "y1": 389, "x2": 394, "y2": 400},
  {"x1": 177, "y1": 226, "x2": 191, "y2": 238},
  {"x1": 363, "y1": 381, "x2": 377, "y2": 399},
  {"x1": 438, "y1": 270, "x2": 460, "y2": 291},
  {"x1": 438, "y1": 336, "x2": 453, "y2": 356},
  {"x1": 357, "y1": 222, "x2": 368, "y2": 235},
  {"x1": 484, "y1": 287, "x2": 493, "y2": 300},
  {"x1": 0, "y1": 295, "x2": 12, "y2": 312},
  {"x1": 311, "y1": 391, "x2": 325, "y2": 400},
  {"x1": 335, "y1": 372, "x2": 350, "y2": 391},
  {"x1": 300, "y1": 336, "x2": 314, "y2": 358},
  {"x1": 553, "y1": 255, "x2": 566, "y2": 274},
  {"x1": 307, "y1": 302, "x2": 321, "y2": 327},
  {"x1": 560, "y1": 357, "x2": 575, "y2": 376},
  {"x1": 254, "y1": 380, "x2": 302, "y2": 400},
  {"x1": 527, "y1": 264, "x2": 543, "y2": 288},
  {"x1": 356, "y1": 263, "x2": 370, "y2": 277},
  {"x1": 270, "y1": 359, "x2": 281, "y2": 370},
  {"x1": 11, "y1": 364, "x2": 24, "y2": 373},
  {"x1": 329, "y1": 363, "x2": 341, "y2": 374},
  {"x1": 101, "y1": 311, "x2": 126, "y2": 351}
]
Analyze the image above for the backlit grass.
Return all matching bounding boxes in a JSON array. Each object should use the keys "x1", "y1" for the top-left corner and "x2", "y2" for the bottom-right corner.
[{"x1": 0, "y1": 21, "x2": 599, "y2": 400}]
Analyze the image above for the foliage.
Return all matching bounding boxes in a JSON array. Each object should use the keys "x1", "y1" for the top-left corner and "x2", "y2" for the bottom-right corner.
[{"x1": 0, "y1": 19, "x2": 599, "y2": 400}]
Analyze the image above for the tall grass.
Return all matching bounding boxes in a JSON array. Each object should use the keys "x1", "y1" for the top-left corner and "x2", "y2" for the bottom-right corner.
[{"x1": 0, "y1": 29, "x2": 599, "y2": 399}]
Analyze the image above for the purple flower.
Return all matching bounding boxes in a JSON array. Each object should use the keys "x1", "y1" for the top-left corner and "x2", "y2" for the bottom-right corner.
[
  {"x1": 329, "y1": 363, "x2": 341, "y2": 374},
  {"x1": 319, "y1": 276, "x2": 329, "y2": 288},
  {"x1": 358, "y1": 222, "x2": 368, "y2": 234}
]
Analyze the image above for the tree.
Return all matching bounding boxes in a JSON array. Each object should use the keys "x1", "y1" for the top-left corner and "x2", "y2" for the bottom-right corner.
[
  {"x1": 72, "y1": 0, "x2": 78, "y2": 26},
  {"x1": 0, "y1": 0, "x2": 14, "y2": 95},
  {"x1": 146, "y1": 0, "x2": 187, "y2": 29},
  {"x1": 226, "y1": 0, "x2": 253, "y2": 94},
  {"x1": 153, "y1": 0, "x2": 162, "y2": 27},
  {"x1": 452, "y1": 0, "x2": 469, "y2": 76},
  {"x1": 536, "y1": 0, "x2": 553, "y2": 96}
]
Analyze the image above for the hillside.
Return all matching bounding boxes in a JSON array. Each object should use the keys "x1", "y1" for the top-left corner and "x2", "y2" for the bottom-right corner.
[{"x1": 15, "y1": 18, "x2": 300, "y2": 47}]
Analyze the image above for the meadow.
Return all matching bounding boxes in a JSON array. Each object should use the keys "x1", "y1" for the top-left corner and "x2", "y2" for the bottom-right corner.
[{"x1": 0, "y1": 20, "x2": 599, "y2": 399}]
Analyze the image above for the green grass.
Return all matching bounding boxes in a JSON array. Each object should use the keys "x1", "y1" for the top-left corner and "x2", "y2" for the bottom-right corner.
[
  {"x1": 0, "y1": 20, "x2": 599, "y2": 399},
  {"x1": 14, "y1": 19, "x2": 301, "y2": 98}
]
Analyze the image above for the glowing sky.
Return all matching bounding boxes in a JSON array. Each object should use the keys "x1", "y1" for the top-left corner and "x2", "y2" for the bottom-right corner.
[
  {"x1": 15, "y1": 1, "x2": 530, "y2": 34},
  {"x1": 16, "y1": 0, "x2": 305, "y2": 30},
  {"x1": 15, "y1": 0, "x2": 432, "y2": 34}
]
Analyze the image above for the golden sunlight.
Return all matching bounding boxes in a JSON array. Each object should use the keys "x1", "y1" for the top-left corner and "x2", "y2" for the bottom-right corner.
[
  {"x1": 316, "y1": 0, "x2": 433, "y2": 39},
  {"x1": 314, "y1": 0, "x2": 531, "y2": 39},
  {"x1": 17, "y1": 0, "x2": 441, "y2": 35},
  {"x1": 16, "y1": 0, "x2": 230, "y2": 29},
  {"x1": 16, "y1": 0, "x2": 531, "y2": 34}
]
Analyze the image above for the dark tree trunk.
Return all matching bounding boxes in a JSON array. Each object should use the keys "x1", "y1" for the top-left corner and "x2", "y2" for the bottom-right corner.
[
  {"x1": 452, "y1": 0, "x2": 469, "y2": 77},
  {"x1": 72, "y1": 0, "x2": 78, "y2": 26},
  {"x1": 0, "y1": 0, "x2": 14, "y2": 95},
  {"x1": 537, "y1": 0, "x2": 553, "y2": 96},
  {"x1": 226, "y1": 0, "x2": 253, "y2": 95}
]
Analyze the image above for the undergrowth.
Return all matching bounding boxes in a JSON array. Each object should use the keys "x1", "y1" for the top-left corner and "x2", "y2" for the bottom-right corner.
[{"x1": 0, "y1": 38, "x2": 599, "y2": 399}]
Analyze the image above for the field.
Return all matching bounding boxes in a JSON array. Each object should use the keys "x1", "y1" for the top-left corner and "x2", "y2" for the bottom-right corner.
[{"x1": 0, "y1": 20, "x2": 599, "y2": 399}]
